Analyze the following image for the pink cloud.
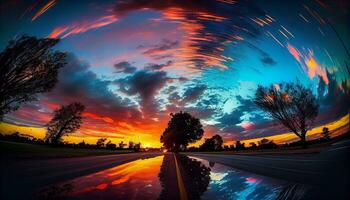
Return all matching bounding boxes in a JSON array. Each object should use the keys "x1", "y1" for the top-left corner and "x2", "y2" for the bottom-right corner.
[
  {"x1": 48, "y1": 15, "x2": 118, "y2": 39},
  {"x1": 239, "y1": 121, "x2": 254, "y2": 130},
  {"x1": 287, "y1": 43, "x2": 329, "y2": 84}
]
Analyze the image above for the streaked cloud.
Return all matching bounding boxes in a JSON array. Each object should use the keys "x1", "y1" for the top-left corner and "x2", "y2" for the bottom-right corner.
[
  {"x1": 287, "y1": 43, "x2": 329, "y2": 84},
  {"x1": 32, "y1": 0, "x2": 57, "y2": 21},
  {"x1": 113, "y1": 0, "x2": 265, "y2": 71},
  {"x1": 48, "y1": 14, "x2": 118, "y2": 38}
]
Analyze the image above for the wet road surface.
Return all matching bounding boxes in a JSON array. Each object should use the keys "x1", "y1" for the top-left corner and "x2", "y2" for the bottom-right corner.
[
  {"x1": 1, "y1": 140, "x2": 349, "y2": 199},
  {"x1": 33, "y1": 153, "x2": 290, "y2": 200},
  {"x1": 0, "y1": 152, "x2": 162, "y2": 199},
  {"x1": 184, "y1": 140, "x2": 350, "y2": 199}
]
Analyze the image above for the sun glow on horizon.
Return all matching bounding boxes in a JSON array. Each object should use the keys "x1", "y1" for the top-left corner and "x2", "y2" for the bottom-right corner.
[{"x1": 1, "y1": 114, "x2": 348, "y2": 148}]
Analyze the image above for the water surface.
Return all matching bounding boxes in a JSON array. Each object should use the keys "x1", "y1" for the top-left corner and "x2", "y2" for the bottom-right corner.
[
  {"x1": 43, "y1": 155, "x2": 164, "y2": 200},
  {"x1": 39, "y1": 154, "x2": 290, "y2": 200},
  {"x1": 189, "y1": 156, "x2": 286, "y2": 200}
]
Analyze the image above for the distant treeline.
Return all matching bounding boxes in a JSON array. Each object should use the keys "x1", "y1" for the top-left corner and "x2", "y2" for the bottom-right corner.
[
  {"x1": 0, "y1": 132, "x2": 155, "y2": 152},
  {"x1": 188, "y1": 136, "x2": 279, "y2": 152},
  {"x1": 0, "y1": 125, "x2": 336, "y2": 152},
  {"x1": 0, "y1": 132, "x2": 45, "y2": 144},
  {"x1": 187, "y1": 127, "x2": 335, "y2": 152}
]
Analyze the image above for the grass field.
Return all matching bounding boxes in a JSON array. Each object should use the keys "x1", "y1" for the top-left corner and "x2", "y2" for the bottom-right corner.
[
  {"x1": 185, "y1": 147, "x2": 325, "y2": 156},
  {"x1": 0, "y1": 141, "x2": 134, "y2": 159}
]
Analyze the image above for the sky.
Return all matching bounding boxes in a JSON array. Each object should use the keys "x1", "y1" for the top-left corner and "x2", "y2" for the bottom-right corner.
[{"x1": 0, "y1": 0, "x2": 349, "y2": 147}]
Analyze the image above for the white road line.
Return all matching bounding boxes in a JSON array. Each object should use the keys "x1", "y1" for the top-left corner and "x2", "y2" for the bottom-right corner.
[
  {"x1": 331, "y1": 140, "x2": 350, "y2": 146},
  {"x1": 327, "y1": 146, "x2": 350, "y2": 152}
]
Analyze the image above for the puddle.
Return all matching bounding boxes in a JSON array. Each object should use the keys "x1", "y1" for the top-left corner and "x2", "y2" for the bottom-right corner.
[
  {"x1": 37, "y1": 154, "x2": 294, "y2": 200},
  {"x1": 188, "y1": 156, "x2": 287, "y2": 200},
  {"x1": 39, "y1": 155, "x2": 164, "y2": 200}
]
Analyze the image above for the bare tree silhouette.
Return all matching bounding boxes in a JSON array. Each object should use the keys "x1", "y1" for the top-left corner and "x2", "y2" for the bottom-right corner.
[
  {"x1": 254, "y1": 83, "x2": 319, "y2": 148},
  {"x1": 45, "y1": 102, "x2": 85, "y2": 145},
  {"x1": 0, "y1": 35, "x2": 66, "y2": 119}
]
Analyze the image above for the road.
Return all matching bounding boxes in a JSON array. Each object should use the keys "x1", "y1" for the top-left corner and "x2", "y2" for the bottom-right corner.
[
  {"x1": 0, "y1": 152, "x2": 162, "y2": 199},
  {"x1": 185, "y1": 139, "x2": 350, "y2": 199},
  {"x1": 1, "y1": 140, "x2": 349, "y2": 199}
]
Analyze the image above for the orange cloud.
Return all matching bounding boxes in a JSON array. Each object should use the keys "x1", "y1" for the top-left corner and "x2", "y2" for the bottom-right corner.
[
  {"x1": 162, "y1": 7, "x2": 232, "y2": 71},
  {"x1": 83, "y1": 112, "x2": 114, "y2": 123},
  {"x1": 48, "y1": 15, "x2": 118, "y2": 38},
  {"x1": 305, "y1": 52, "x2": 329, "y2": 84},
  {"x1": 48, "y1": 26, "x2": 69, "y2": 38},
  {"x1": 287, "y1": 43, "x2": 329, "y2": 84},
  {"x1": 32, "y1": 0, "x2": 57, "y2": 21}
]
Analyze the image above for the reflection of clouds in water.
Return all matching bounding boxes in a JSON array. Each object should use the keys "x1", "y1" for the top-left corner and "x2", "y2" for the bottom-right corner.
[
  {"x1": 190, "y1": 157, "x2": 284, "y2": 200},
  {"x1": 44, "y1": 156, "x2": 164, "y2": 200},
  {"x1": 209, "y1": 171, "x2": 228, "y2": 183},
  {"x1": 205, "y1": 171, "x2": 282, "y2": 200}
]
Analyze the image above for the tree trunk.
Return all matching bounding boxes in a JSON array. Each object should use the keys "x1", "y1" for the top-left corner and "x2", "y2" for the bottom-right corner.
[
  {"x1": 300, "y1": 130, "x2": 307, "y2": 149},
  {"x1": 52, "y1": 126, "x2": 65, "y2": 145}
]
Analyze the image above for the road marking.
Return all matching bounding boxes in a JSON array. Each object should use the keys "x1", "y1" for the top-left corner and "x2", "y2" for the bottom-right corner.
[
  {"x1": 331, "y1": 140, "x2": 350, "y2": 146},
  {"x1": 174, "y1": 153, "x2": 188, "y2": 200},
  {"x1": 327, "y1": 146, "x2": 350, "y2": 152}
]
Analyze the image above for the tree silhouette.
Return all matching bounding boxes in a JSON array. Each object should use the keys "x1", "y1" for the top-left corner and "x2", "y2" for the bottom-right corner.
[
  {"x1": 128, "y1": 141, "x2": 134, "y2": 149},
  {"x1": 96, "y1": 138, "x2": 107, "y2": 148},
  {"x1": 176, "y1": 155, "x2": 211, "y2": 199},
  {"x1": 134, "y1": 142, "x2": 141, "y2": 152},
  {"x1": 160, "y1": 111, "x2": 204, "y2": 151},
  {"x1": 235, "y1": 140, "x2": 245, "y2": 150},
  {"x1": 249, "y1": 142, "x2": 257, "y2": 149},
  {"x1": 254, "y1": 83, "x2": 319, "y2": 147},
  {"x1": 106, "y1": 140, "x2": 116, "y2": 149},
  {"x1": 199, "y1": 134, "x2": 223, "y2": 151},
  {"x1": 0, "y1": 35, "x2": 66, "y2": 120},
  {"x1": 258, "y1": 138, "x2": 270, "y2": 146},
  {"x1": 78, "y1": 140, "x2": 86, "y2": 148},
  {"x1": 119, "y1": 141, "x2": 126, "y2": 149},
  {"x1": 322, "y1": 127, "x2": 330, "y2": 140},
  {"x1": 45, "y1": 102, "x2": 85, "y2": 145},
  {"x1": 258, "y1": 138, "x2": 278, "y2": 149}
]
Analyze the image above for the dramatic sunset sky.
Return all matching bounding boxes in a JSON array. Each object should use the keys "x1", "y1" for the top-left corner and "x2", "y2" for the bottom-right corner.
[{"x1": 0, "y1": 0, "x2": 349, "y2": 147}]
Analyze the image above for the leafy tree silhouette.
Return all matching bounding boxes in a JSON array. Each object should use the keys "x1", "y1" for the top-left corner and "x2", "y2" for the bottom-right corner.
[
  {"x1": 106, "y1": 140, "x2": 116, "y2": 149},
  {"x1": 96, "y1": 138, "x2": 107, "y2": 148},
  {"x1": 249, "y1": 142, "x2": 257, "y2": 149},
  {"x1": 160, "y1": 111, "x2": 204, "y2": 151},
  {"x1": 177, "y1": 155, "x2": 211, "y2": 200},
  {"x1": 0, "y1": 35, "x2": 66, "y2": 120},
  {"x1": 254, "y1": 83, "x2": 319, "y2": 148},
  {"x1": 199, "y1": 134, "x2": 223, "y2": 151},
  {"x1": 45, "y1": 102, "x2": 85, "y2": 145},
  {"x1": 119, "y1": 141, "x2": 126, "y2": 148},
  {"x1": 322, "y1": 127, "x2": 330, "y2": 140},
  {"x1": 235, "y1": 140, "x2": 245, "y2": 150},
  {"x1": 258, "y1": 138, "x2": 278, "y2": 149}
]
